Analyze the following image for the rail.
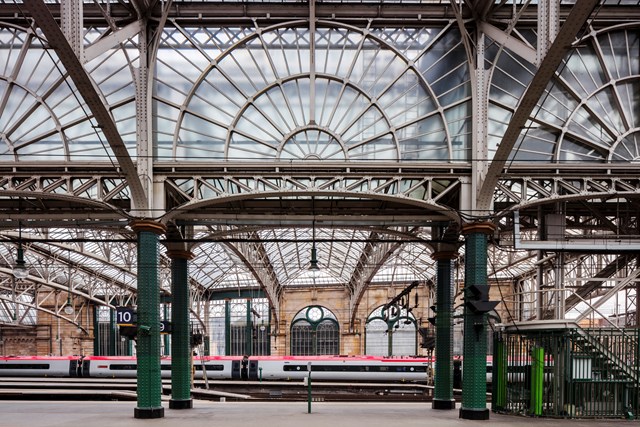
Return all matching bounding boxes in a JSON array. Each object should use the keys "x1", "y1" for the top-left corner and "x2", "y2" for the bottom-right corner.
[{"x1": 504, "y1": 288, "x2": 632, "y2": 332}]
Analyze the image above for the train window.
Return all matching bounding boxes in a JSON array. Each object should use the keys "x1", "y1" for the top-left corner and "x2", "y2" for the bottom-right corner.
[
  {"x1": 0, "y1": 364, "x2": 50, "y2": 369},
  {"x1": 193, "y1": 364, "x2": 224, "y2": 371},
  {"x1": 109, "y1": 364, "x2": 137, "y2": 370},
  {"x1": 283, "y1": 365, "x2": 308, "y2": 372},
  {"x1": 283, "y1": 364, "x2": 428, "y2": 373}
]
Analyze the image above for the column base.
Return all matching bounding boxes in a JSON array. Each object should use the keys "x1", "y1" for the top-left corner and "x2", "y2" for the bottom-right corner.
[
  {"x1": 459, "y1": 407, "x2": 489, "y2": 420},
  {"x1": 169, "y1": 399, "x2": 193, "y2": 409},
  {"x1": 432, "y1": 399, "x2": 456, "y2": 410},
  {"x1": 134, "y1": 407, "x2": 165, "y2": 419}
]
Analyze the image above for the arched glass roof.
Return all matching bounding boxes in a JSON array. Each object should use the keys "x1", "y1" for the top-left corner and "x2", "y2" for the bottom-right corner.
[
  {"x1": 155, "y1": 23, "x2": 471, "y2": 163},
  {"x1": 488, "y1": 26, "x2": 640, "y2": 163}
]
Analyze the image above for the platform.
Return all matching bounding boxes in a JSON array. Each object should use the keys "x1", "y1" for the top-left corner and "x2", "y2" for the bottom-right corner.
[{"x1": 0, "y1": 400, "x2": 632, "y2": 427}]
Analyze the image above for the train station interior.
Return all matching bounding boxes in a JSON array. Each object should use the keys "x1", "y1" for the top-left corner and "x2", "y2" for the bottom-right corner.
[{"x1": 0, "y1": 0, "x2": 639, "y2": 421}]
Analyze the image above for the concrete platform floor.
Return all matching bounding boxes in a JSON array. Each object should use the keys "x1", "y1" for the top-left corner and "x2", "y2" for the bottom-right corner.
[{"x1": 0, "y1": 400, "x2": 633, "y2": 427}]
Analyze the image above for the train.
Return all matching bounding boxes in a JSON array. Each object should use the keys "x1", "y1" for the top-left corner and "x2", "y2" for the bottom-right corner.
[{"x1": 0, "y1": 355, "x2": 434, "y2": 383}]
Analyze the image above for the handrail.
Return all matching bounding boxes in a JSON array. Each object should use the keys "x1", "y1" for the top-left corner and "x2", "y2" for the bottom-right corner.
[
  {"x1": 505, "y1": 289, "x2": 629, "y2": 331},
  {"x1": 572, "y1": 325, "x2": 638, "y2": 382}
]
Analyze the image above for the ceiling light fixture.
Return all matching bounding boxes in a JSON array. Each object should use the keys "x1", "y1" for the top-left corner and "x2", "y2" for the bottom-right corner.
[
  {"x1": 12, "y1": 223, "x2": 28, "y2": 280},
  {"x1": 63, "y1": 251, "x2": 74, "y2": 316},
  {"x1": 308, "y1": 218, "x2": 321, "y2": 277}
]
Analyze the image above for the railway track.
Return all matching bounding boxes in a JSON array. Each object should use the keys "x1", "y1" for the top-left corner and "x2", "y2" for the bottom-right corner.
[{"x1": 0, "y1": 378, "x2": 435, "y2": 402}]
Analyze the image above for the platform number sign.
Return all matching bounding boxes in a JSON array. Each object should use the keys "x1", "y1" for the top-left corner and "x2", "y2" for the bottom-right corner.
[
  {"x1": 160, "y1": 320, "x2": 172, "y2": 334},
  {"x1": 115, "y1": 307, "x2": 137, "y2": 326}
]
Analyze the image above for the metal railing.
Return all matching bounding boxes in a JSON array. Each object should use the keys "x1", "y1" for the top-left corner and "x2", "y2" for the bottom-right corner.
[
  {"x1": 493, "y1": 327, "x2": 639, "y2": 418},
  {"x1": 504, "y1": 288, "x2": 634, "y2": 332}
]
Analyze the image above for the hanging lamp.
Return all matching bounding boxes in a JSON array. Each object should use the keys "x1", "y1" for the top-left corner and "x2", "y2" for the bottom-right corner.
[{"x1": 12, "y1": 223, "x2": 28, "y2": 280}]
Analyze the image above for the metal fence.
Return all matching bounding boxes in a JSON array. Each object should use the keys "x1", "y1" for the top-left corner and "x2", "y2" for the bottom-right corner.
[{"x1": 493, "y1": 327, "x2": 639, "y2": 419}]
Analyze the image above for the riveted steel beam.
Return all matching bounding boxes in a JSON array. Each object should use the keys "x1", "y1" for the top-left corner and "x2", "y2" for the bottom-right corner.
[{"x1": 22, "y1": 0, "x2": 148, "y2": 213}]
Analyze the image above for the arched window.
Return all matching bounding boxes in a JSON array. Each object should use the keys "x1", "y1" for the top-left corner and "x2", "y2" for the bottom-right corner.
[
  {"x1": 365, "y1": 304, "x2": 417, "y2": 356},
  {"x1": 290, "y1": 306, "x2": 339, "y2": 355},
  {"x1": 207, "y1": 298, "x2": 270, "y2": 356}
]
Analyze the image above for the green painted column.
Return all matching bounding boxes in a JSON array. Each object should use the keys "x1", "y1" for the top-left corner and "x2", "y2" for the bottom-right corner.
[
  {"x1": 530, "y1": 346, "x2": 544, "y2": 416},
  {"x1": 168, "y1": 250, "x2": 193, "y2": 410},
  {"x1": 93, "y1": 305, "x2": 99, "y2": 355},
  {"x1": 246, "y1": 299, "x2": 252, "y2": 356},
  {"x1": 432, "y1": 250, "x2": 457, "y2": 410},
  {"x1": 635, "y1": 327, "x2": 640, "y2": 418},
  {"x1": 225, "y1": 300, "x2": 231, "y2": 355},
  {"x1": 109, "y1": 308, "x2": 116, "y2": 356},
  {"x1": 460, "y1": 222, "x2": 494, "y2": 420},
  {"x1": 493, "y1": 336, "x2": 507, "y2": 412},
  {"x1": 132, "y1": 220, "x2": 166, "y2": 419},
  {"x1": 267, "y1": 309, "x2": 272, "y2": 356},
  {"x1": 163, "y1": 304, "x2": 170, "y2": 356}
]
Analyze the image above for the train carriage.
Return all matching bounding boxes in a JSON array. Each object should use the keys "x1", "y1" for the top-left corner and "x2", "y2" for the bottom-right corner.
[
  {"x1": 0, "y1": 356, "x2": 79, "y2": 377},
  {"x1": 0, "y1": 354, "x2": 434, "y2": 383},
  {"x1": 255, "y1": 355, "x2": 432, "y2": 382}
]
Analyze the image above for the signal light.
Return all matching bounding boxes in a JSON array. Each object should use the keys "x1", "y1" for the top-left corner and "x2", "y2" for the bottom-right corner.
[
  {"x1": 465, "y1": 284, "x2": 499, "y2": 314},
  {"x1": 427, "y1": 304, "x2": 437, "y2": 326}
]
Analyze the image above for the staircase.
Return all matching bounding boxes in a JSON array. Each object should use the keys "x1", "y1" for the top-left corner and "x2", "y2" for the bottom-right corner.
[{"x1": 572, "y1": 326, "x2": 638, "y2": 384}]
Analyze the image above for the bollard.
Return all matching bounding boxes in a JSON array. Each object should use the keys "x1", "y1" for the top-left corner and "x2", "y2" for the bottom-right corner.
[{"x1": 307, "y1": 362, "x2": 312, "y2": 413}]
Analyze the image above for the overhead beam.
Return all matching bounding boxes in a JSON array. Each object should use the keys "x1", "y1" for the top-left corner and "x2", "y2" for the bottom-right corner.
[
  {"x1": 84, "y1": 20, "x2": 144, "y2": 63},
  {"x1": 23, "y1": 0, "x2": 148, "y2": 213},
  {"x1": 574, "y1": 267, "x2": 640, "y2": 322},
  {"x1": 476, "y1": 0, "x2": 600, "y2": 213},
  {"x1": 479, "y1": 22, "x2": 537, "y2": 65}
]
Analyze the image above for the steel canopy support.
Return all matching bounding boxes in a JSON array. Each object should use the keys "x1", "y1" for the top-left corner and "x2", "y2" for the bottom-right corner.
[
  {"x1": 168, "y1": 250, "x2": 194, "y2": 410},
  {"x1": 460, "y1": 222, "x2": 495, "y2": 420},
  {"x1": 476, "y1": 0, "x2": 600, "y2": 213},
  {"x1": 131, "y1": 220, "x2": 166, "y2": 419},
  {"x1": 431, "y1": 249, "x2": 457, "y2": 410},
  {"x1": 22, "y1": 0, "x2": 148, "y2": 213},
  {"x1": 229, "y1": 236, "x2": 282, "y2": 325}
]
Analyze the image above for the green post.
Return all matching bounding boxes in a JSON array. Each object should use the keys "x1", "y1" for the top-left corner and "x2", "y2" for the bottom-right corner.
[
  {"x1": 636, "y1": 327, "x2": 640, "y2": 418},
  {"x1": 432, "y1": 250, "x2": 457, "y2": 410},
  {"x1": 109, "y1": 307, "x2": 116, "y2": 356},
  {"x1": 225, "y1": 300, "x2": 231, "y2": 355},
  {"x1": 132, "y1": 220, "x2": 166, "y2": 419},
  {"x1": 246, "y1": 299, "x2": 252, "y2": 355},
  {"x1": 459, "y1": 222, "x2": 494, "y2": 420},
  {"x1": 163, "y1": 304, "x2": 170, "y2": 356},
  {"x1": 267, "y1": 309, "x2": 272, "y2": 356},
  {"x1": 168, "y1": 250, "x2": 193, "y2": 409},
  {"x1": 307, "y1": 362, "x2": 312, "y2": 413},
  {"x1": 530, "y1": 346, "x2": 544, "y2": 416},
  {"x1": 493, "y1": 335, "x2": 507, "y2": 411},
  {"x1": 93, "y1": 305, "x2": 99, "y2": 355}
]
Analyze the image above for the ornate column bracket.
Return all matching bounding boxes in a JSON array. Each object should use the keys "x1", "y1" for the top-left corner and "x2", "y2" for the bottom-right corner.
[{"x1": 131, "y1": 220, "x2": 168, "y2": 235}]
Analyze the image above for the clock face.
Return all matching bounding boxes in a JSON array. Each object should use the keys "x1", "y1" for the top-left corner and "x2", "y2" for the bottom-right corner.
[{"x1": 307, "y1": 306, "x2": 322, "y2": 322}]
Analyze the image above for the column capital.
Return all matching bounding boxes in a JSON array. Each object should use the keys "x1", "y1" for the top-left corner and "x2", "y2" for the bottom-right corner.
[
  {"x1": 431, "y1": 250, "x2": 458, "y2": 261},
  {"x1": 461, "y1": 221, "x2": 495, "y2": 236},
  {"x1": 165, "y1": 249, "x2": 194, "y2": 260},
  {"x1": 130, "y1": 219, "x2": 167, "y2": 235}
]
